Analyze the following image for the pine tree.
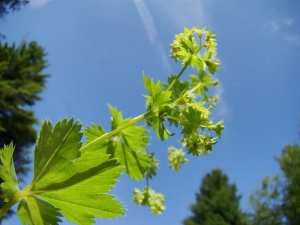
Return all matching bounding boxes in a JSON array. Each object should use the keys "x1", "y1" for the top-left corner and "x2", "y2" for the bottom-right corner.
[
  {"x1": 183, "y1": 168, "x2": 248, "y2": 225},
  {"x1": 0, "y1": 41, "x2": 48, "y2": 220}
]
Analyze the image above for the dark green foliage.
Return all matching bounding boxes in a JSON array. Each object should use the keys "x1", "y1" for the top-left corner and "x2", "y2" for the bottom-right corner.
[
  {"x1": 0, "y1": 41, "x2": 48, "y2": 220},
  {"x1": 183, "y1": 168, "x2": 248, "y2": 225},
  {"x1": 0, "y1": 0, "x2": 28, "y2": 18},
  {"x1": 248, "y1": 143, "x2": 300, "y2": 225},
  {"x1": 278, "y1": 144, "x2": 300, "y2": 225},
  {"x1": 0, "y1": 41, "x2": 48, "y2": 175},
  {"x1": 248, "y1": 175, "x2": 285, "y2": 225}
]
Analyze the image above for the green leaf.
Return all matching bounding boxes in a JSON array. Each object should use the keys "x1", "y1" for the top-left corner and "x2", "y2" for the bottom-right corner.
[
  {"x1": 36, "y1": 159, "x2": 123, "y2": 223},
  {"x1": 84, "y1": 123, "x2": 106, "y2": 144},
  {"x1": 151, "y1": 115, "x2": 174, "y2": 141},
  {"x1": 142, "y1": 72, "x2": 155, "y2": 97},
  {"x1": 17, "y1": 197, "x2": 62, "y2": 225},
  {"x1": 183, "y1": 132, "x2": 217, "y2": 156},
  {"x1": 190, "y1": 73, "x2": 218, "y2": 97},
  {"x1": 205, "y1": 60, "x2": 220, "y2": 74},
  {"x1": 142, "y1": 72, "x2": 172, "y2": 111},
  {"x1": 208, "y1": 120, "x2": 225, "y2": 139},
  {"x1": 181, "y1": 105, "x2": 210, "y2": 135},
  {"x1": 16, "y1": 118, "x2": 125, "y2": 225},
  {"x1": 83, "y1": 107, "x2": 152, "y2": 181},
  {"x1": 0, "y1": 144, "x2": 20, "y2": 202},
  {"x1": 142, "y1": 153, "x2": 159, "y2": 179},
  {"x1": 142, "y1": 73, "x2": 173, "y2": 140},
  {"x1": 164, "y1": 74, "x2": 190, "y2": 99},
  {"x1": 32, "y1": 119, "x2": 82, "y2": 189},
  {"x1": 109, "y1": 141, "x2": 150, "y2": 180},
  {"x1": 108, "y1": 106, "x2": 152, "y2": 180},
  {"x1": 164, "y1": 75, "x2": 190, "y2": 127},
  {"x1": 155, "y1": 91, "x2": 172, "y2": 109},
  {"x1": 83, "y1": 123, "x2": 109, "y2": 154}
]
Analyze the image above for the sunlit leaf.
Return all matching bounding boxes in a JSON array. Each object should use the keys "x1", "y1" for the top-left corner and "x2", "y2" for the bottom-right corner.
[
  {"x1": 0, "y1": 144, "x2": 20, "y2": 202},
  {"x1": 108, "y1": 106, "x2": 151, "y2": 180},
  {"x1": 1, "y1": 118, "x2": 126, "y2": 225}
]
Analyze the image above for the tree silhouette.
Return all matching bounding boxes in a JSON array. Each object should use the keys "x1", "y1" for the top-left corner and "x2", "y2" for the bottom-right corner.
[{"x1": 183, "y1": 168, "x2": 248, "y2": 225}]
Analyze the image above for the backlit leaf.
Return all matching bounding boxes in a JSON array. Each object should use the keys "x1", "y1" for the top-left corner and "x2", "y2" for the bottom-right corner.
[
  {"x1": 7, "y1": 118, "x2": 125, "y2": 225},
  {"x1": 0, "y1": 144, "x2": 20, "y2": 202}
]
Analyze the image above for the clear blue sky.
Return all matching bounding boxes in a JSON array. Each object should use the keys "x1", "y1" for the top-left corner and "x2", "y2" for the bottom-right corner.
[{"x1": 1, "y1": 0, "x2": 300, "y2": 224}]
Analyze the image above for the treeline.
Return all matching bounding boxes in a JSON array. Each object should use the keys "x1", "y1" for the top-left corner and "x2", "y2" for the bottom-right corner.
[{"x1": 183, "y1": 142, "x2": 300, "y2": 225}]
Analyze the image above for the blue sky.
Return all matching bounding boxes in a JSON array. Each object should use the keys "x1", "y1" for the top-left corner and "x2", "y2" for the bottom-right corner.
[{"x1": 1, "y1": 0, "x2": 300, "y2": 224}]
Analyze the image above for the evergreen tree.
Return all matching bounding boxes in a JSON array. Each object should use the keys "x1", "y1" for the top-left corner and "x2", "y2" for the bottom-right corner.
[
  {"x1": 0, "y1": 41, "x2": 48, "y2": 220},
  {"x1": 183, "y1": 168, "x2": 248, "y2": 225}
]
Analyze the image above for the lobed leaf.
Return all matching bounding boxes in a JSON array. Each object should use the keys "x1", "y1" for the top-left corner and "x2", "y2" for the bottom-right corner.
[
  {"x1": 83, "y1": 107, "x2": 152, "y2": 181},
  {"x1": 32, "y1": 118, "x2": 83, "y2": 190},
  {"x1": 190, "y1": 73, "x2": 218, "y2": 97},
  {"x1": 83, "y1": 123, "x2": 108, "y2": 155},
  {"x1": 142, "y1": 73, "x2": 172, "y2": 111},
  {"x1": 142, "y1": 73, "x2": 173, "y2": 140},
  {"x1": 17, "y1": 197, "x2": 62, "y2": 225},
  {"x1": 108, "y1": 106, "x2": 152, "y2": 180},
  {"x1": 15, "y1": 118, "x2": 125, "y2": 224},
  {"x1": 0, "y1": 144, "x2": 20, "y2": 202}
]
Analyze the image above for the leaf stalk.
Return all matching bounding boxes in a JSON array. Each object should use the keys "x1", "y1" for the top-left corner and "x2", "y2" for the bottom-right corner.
[
  {"x1": 166, "y1": 64, "x2": 188, "y2": 92},
  {"x1": 81, "y1": 111, "x2": 154, "y2": 151},
  {"x1": 0, "y1": 192, "x2": 21, "y2": 218}
]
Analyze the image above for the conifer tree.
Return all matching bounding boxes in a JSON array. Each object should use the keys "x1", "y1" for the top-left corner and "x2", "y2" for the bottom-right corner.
[
  {"x1": 183, "y1": 168, "x2": 248, "y2": 225},
  {"x1": 0, "y1": 41, "x2": 48, "y2": 220}
]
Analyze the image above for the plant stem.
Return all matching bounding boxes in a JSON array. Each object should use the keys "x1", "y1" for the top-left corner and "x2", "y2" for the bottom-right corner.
[
  {"x1": 0, "y1": 194, "x2": 20, "y2": 218},
  {"x1": 166, "y1": 115, "x2": 208, "y2": 129},
  {"x1": 166, "y1": 64, "x2": 188, "y2": 92},
  {"x1": 81, "y1": 63, "x2": 188, "y2": 151},
  {"x1": 188, "y1": 81, "x2": 202, "y2": 95},
  {"x1": 165, "y1": 115, "x2": 190, "y2": 126},
  {"x1": 81, "y1": 111, "x2": 154, "y2": 151}
]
